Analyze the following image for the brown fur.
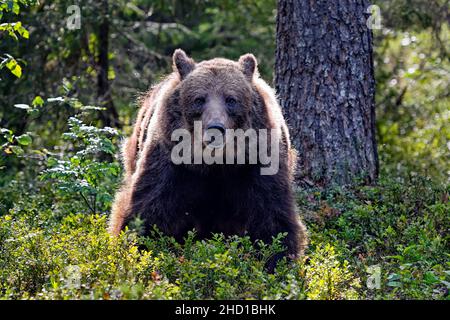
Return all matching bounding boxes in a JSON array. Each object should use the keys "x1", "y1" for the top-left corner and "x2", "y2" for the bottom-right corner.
[{"x1": 109, "y1": 50, "x2": 308, "y2": 270}]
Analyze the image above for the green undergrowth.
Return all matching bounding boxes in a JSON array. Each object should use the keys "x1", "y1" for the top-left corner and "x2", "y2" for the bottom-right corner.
[{"x1": 0, "y1": 176, "x2": 447, "y2": 300}]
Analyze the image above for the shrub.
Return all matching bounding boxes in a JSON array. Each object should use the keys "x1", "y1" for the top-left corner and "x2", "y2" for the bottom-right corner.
[{"x1": 41, "y1": 114, "x2": 121, "y2": 214}]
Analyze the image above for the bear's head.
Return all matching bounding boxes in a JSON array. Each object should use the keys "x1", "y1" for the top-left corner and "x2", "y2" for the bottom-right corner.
[{"x1": 172, "y1": 49, "x2": 260, "y2": 148}]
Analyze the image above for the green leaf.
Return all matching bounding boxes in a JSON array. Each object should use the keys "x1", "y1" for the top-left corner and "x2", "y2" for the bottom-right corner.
[
  {"x1": 423, "y1": 272, "x2": 439, "y2": 284},
  {"x1": 32, "y1": 95, "x2": 44, "y2": 107},
  {"x1": 387, "y1": 281, "x2": 402, "y2": 288},
  {"x1": 13, "y1": 21, "x2": 22, "y2": 30},
  {"x1": 14, "y1": 22, "x2": 29, "y2": 39},
  {"x1": 46, "y1": 157, "x2": 58, "y2": 167},
  {"x1": 20, "y1": 28, "x2": 29, "y2": 39},
  {"x1": 12, "y1": 2, "x2": 20, "y2": 15},
  {"x1": 16, "y1": 134, "x2": 32, "y2": 146},
  {"x1": 9, "y1": 145, "x2": 24, "y2": 155},
  {"x1": 6, "y1": 58, "x2": 22, "y2": 78},
  {"x1": 70, "y1": 156, "x2": 80, "y2": 166}
]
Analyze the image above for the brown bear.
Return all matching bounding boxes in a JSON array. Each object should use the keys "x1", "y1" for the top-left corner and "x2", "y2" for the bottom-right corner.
[{"x1": 109, "y1": 49, "x2": 307, "y2": 270}]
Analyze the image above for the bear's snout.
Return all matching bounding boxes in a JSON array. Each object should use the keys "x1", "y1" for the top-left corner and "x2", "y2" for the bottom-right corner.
[{"x1": 203, "y1": 123, "x2": 226, "y2": 148}]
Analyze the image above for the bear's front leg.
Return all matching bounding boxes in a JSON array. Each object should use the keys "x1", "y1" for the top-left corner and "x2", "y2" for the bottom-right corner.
[
  {"x1": 245, "y1": 177, "x2": 308, "y2": 272},
  {"x1": 249, "y1": 213, "x2": 306, "y2": 272}
]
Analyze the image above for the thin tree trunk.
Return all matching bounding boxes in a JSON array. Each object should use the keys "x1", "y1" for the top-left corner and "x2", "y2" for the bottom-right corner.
[
  {"x1": 97, "y1": 0, "x2": 120, "y2": 128},
  {"x1": 275, "y1": 0, "x2": 379, "y2": 188}
]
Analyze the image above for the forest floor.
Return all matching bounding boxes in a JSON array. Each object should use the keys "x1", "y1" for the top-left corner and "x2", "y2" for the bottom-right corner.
[{"x1": 1, "y1": 175, "x2": 448, "y2": 300}]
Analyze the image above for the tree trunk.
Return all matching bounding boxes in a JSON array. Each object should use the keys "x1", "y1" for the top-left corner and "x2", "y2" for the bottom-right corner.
[
  {"x1": 97, "y1": 0, "x2": 120, "y2": 128},
  {"x1": 275, "y1": 0, "x2": 378, "y2": 188}
]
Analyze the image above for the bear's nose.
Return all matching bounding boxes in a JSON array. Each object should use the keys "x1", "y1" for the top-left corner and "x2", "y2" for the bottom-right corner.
[
  {"x1": 204, "y1": 123, "x2": 226, "y2": 148},
  {"x1": 206, "y1": 123, "x2": 226, "y2": 136}
]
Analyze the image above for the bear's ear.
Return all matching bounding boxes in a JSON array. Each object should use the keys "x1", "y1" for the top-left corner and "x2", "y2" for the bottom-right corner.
[
  {"x1": 238, "y1": 53, "x2": 258, "y2": 81},
  {"x1": 173, "y1": 49, "x2": 195, "y2": 80}
]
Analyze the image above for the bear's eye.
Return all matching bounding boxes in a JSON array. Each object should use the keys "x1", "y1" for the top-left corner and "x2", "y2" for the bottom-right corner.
[
  {"x1": 225, "y1": 96, "x2": 237, "y2": 107},
  {"x1": 194, "y1": 97, "x2": 206, "y2": 106}
]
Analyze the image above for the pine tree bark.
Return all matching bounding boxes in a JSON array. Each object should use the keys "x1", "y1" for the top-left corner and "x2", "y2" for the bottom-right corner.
[{"x1": 275, "y1": 0, "x2": 379, "y2": 188}]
